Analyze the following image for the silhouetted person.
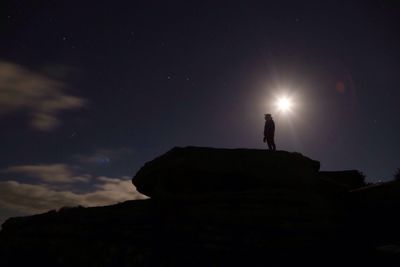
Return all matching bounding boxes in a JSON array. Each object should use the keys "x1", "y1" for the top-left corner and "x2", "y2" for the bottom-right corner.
[{"x1": 263, "y1": 114, "x2": 276, "y2": 151}]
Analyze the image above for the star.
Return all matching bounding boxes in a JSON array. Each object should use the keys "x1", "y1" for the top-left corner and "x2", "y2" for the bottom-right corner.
[{"x1": 69, "y1": 132, "x2": 77, "y2": 138}]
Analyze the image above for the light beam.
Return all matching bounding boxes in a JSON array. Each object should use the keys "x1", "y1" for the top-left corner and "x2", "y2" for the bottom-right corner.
[{"x1": 276, "y1": 96, "x2": 293, "y2": 112}]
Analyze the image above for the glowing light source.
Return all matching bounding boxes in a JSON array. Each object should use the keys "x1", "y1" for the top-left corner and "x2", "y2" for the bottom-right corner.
[{"x1": 276, "y1": 96, "x2": 293, "y2": 112}]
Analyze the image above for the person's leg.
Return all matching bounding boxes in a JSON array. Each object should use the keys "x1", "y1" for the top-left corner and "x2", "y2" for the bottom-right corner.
[
  {"x1": 271, "y1": 136, "x2": 276, "y2": 151},
  {"x1": 267, "y1": 136, "x2": 273, "y2": 150}
]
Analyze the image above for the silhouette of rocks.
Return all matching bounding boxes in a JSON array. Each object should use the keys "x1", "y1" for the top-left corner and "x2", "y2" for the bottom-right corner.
[
  {"x1": 0, "y1": 147, "x2": 396, "y2": 266},
  {"x1": 133, "y1": 146, "x2": 322, "y2": 197},
  {"x1": 351, "y1": 181, "x2": 400, "y2": 260},
  {"x1": 319, "y1": 170, "x2": 365, "y2": 190}
]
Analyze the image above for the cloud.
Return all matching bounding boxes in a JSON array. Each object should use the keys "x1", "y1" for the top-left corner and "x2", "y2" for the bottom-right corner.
[
  {"x1": 0, "y1": 61, "x2": 85, "y2": 131},
  {"x1": 73, "y1": 148, "x2": 134, "y2": 165},
  {"x1": 81, "y1": 176, "x2": 145, "y2": 206},
  {"x1": 0, "y1": 177, "x2": 147, "y2": 226},
  {"x1": 2, "y1": 164, "x2": 91, "y2": 183},
  {"x1": 0, "y1": 181, "x2": 79, "y2": 214},
  {"x1": 0, "y1": 162, "x2": 148, "y2": 226}
]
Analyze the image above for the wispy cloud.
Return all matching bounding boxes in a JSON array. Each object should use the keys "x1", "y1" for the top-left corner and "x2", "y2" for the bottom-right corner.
[
  {"x1": 73, "y1": 148, "x2": 134, "y2": 165},
  {"x1": 0, "y1": 61, "x2": 86, "y2": 131},
  {"x1": 0, "y1": 177, "x2": 146, "y2": 216},
  {"x1": 0, "y1": 161, "x2": 147, "y2": 226},
  {"x1": 2, "y1": 164, "x2": 91, "y2": 183}
]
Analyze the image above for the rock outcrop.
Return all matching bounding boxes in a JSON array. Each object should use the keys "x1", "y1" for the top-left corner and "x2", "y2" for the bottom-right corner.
[
  {"x1": 1, "y1": 146, "x2": 398, "y2": 266},
  {"x1": 319, "y1": 170, "x2": 365, "y2": 190},
  {"x1": 132, "y1": 147, "x2": 321, "y2": 197}
]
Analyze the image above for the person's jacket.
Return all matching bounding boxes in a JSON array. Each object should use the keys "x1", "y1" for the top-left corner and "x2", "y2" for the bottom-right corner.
[{"x1": 264, "y1": 119, "x2": 275, "y2": 136}]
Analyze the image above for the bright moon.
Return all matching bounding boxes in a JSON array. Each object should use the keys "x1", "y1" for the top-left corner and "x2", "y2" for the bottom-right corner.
[{"x1": 277, "y1": 96, "x2": 293, "y2": 112}]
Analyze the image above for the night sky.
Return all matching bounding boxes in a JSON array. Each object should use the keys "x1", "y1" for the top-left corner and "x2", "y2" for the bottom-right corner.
[{"x1": 1, "y1": 1, "x2": 399, "y2": 224}]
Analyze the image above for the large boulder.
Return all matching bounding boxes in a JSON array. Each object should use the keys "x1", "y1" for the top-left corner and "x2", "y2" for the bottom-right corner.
[{"x1": 132, "y1": 146, "x2": 321, "y2": 197}]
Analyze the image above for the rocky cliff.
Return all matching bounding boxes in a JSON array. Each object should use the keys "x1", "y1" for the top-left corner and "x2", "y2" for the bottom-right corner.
[{"x1": 0, "y1": 147, "x2": 398, "y2": 266}]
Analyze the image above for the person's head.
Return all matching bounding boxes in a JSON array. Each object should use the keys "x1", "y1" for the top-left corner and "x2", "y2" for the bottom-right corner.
[{"x1": 264, "y1": 114, "x2": 272, "y2": 120}]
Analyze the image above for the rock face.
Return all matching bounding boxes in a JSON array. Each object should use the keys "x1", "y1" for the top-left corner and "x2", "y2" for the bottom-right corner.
[
  {"x1": 133, "y1": 146, "x2": 321, "y2": 197},
  {"x1": 1, "y1": 146, "x2": 398, "y2": 267}
]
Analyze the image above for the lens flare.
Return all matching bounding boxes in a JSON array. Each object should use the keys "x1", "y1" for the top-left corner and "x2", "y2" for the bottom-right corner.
[{"x1": 277, "y1": 96, "x2": 292, "y2": 112}]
